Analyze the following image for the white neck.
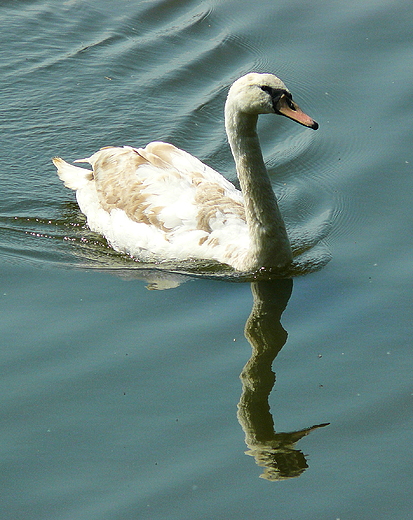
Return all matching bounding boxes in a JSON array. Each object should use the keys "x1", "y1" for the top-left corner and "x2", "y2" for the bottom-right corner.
[{"x1": 225, "y1": 102, "x2": 292, "y2": 271}]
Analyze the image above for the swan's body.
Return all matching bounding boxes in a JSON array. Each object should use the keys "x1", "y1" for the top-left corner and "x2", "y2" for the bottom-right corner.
[{"x1": 53, "y1": 73, "x2": 318, "y2": 272}]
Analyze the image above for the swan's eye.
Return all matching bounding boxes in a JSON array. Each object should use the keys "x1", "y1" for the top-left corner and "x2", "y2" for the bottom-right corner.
[
  {"x1": 260, "y1": 85, "x2": 273, "y2": 95},
  {"x1": 285, "y1": 95, "x2": 296, "y2": 110}
]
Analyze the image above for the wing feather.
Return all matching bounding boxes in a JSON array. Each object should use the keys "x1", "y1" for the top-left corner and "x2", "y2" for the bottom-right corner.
[{"x1": 56, "y1": 142, "x2": 249, "y2": 266}]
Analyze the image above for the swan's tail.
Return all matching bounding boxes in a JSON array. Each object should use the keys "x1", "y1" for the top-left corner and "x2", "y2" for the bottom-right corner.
[{"x1": 52, "y1": 157, "x2": 93, "y2": 191}]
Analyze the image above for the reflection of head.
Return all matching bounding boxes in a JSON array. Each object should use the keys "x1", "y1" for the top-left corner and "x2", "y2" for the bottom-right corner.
[
  {"x1": 246, "y1": 444, "x2": 308, "y2": 481},
  {"x1": 245, "y1": 422, "x2": 329, "y2": 481}
]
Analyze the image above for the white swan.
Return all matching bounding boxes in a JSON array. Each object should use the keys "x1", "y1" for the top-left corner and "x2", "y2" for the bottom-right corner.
[{"x1": 53, "y1": 73, "x2": 318, "y2": 272}]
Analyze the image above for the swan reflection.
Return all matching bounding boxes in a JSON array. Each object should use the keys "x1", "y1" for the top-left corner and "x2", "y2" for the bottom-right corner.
[
  {"x1": 99, "y1": 269, "x2": 329, "y2": 481},
  {"x1": 238, "y1": 279, "x2": 328, "y2": 481}
]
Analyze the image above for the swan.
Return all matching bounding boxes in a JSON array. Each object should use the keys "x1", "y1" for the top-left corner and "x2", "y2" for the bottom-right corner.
[{"x1": 53, "y1": 72, "x2": 318, "y2": 272}]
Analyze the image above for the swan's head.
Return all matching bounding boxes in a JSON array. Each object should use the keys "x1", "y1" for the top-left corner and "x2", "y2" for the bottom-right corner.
[{"x1": 227, "y1": 72, "x2": 318, "y2": 130}]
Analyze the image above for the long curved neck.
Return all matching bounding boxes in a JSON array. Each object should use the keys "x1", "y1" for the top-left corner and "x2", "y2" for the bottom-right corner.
[{"x1": 225, "y1": 103, "x2": 292, "y2": 270}]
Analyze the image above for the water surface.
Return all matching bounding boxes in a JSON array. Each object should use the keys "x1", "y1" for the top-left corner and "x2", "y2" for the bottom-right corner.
[{"x1": 1, "y1": 1, "x2": 413, "y2": 519}]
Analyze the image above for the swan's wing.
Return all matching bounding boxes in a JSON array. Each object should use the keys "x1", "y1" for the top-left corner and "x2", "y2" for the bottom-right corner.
[
  {"x1": 77, "y1": 142, "x2": 246, "y2": 235},
  {"x1": 143, "y1": 141, "x2": 237, "y2": 191},
  {"x1": 54, "y1": 142, "x2": 250, "y2": 266}
]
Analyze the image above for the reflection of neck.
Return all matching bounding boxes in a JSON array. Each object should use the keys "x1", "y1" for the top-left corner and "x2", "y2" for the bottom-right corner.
[
  {"x1": 237, "y1": 280, "x2": 329, "y2": 481},
  {"x1": 224, "y1": 104, "x2": 292, "y2": 270},
  {"x1": 238, "y1": 280, "x2": 291, "y2": 444}
]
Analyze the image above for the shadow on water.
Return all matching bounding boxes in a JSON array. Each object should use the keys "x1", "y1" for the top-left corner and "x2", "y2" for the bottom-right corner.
[{"x1": 239, "y1": 279, "x2": 329, "y2": 481}]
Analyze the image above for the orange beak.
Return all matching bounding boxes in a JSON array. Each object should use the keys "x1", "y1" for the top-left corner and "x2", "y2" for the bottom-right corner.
[{"x1": 276, "y1": 94, "x2": 318, "y2": 130}]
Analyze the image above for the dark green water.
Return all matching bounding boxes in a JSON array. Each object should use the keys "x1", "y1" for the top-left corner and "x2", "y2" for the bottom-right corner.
[{"x1": 1, "y1": 1, "x2": 413, "y2": 518}]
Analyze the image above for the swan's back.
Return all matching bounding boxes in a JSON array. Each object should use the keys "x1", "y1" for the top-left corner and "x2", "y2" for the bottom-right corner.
[{"x1": 54, "y1": 142, "x2": 250, "y2": 267}]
